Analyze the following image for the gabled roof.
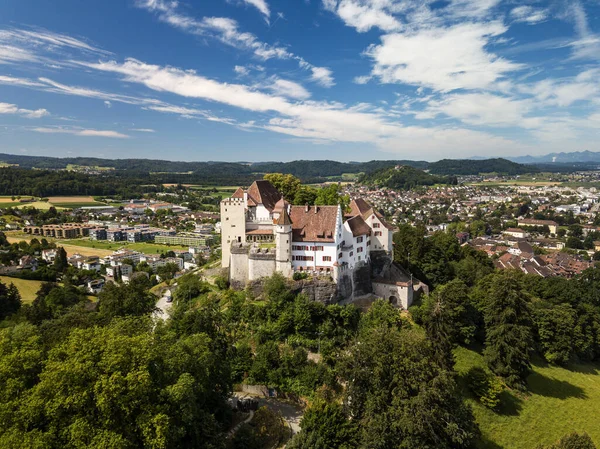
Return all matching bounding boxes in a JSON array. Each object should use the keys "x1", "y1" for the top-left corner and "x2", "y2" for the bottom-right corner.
[
  {"x1": 350, "y1": 198, "x2": 371, "y2": 217},
  {"x1": 346, "y1": 215, "x2": 372, "y2": 237},
  {"x1": 349, "y1": 198, "x2": 394, "y2": 230},
  {"x1": 289, "y1": 205, "x2": 338, "y2": 242},
  {"x1": 231, "y1": 187, "x2": 244, "y2": 199},
  {"x1": 247, "y1": 180, "x2": 282, "y2": 212},
  {"x1": 276, "y1": 207, "x2": 292, "y2": 226}
]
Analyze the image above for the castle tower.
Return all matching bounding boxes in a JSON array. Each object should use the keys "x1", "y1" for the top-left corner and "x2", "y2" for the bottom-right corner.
[
  {"x1": 220, "y1": 190, "x2": 247, "y2": 268},
  {"x1": 275, "y1": 206, "x2": 293, "y2": 277}
]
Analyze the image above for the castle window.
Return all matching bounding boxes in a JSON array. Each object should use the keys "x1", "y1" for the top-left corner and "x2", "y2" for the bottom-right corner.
[
  {"x1": 375, "y1": 231, "x2": 382, "y2": 237},
  {"x1": 357, "y1": 247, "x2": 363, "y2": 253},
  {"x1": 373, "y1": 223, "x2": 381, "y2": 228},
  {"x1": 323, "y1": 256, "x2": 332, "y2": 262},
  {"x1": 350, "y1": 251, "x2": 353, "y2": 257},
  {"x1": 357, "y1": 236, "x2": 363, "y2": 243},
  {"x1": 338, "y1": 252, "x2": 342, "y2": 258}
]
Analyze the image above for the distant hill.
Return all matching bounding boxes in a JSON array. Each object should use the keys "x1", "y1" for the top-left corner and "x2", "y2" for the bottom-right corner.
[
  {"x1": 0, "y1": 153, "x2": 427, "y2": 180},
  {"x1": 358, "y1": 165, "x2": 456, "y2": 190},
  {"x1": 0, "y1": 153, "x2": 555, "y2": 183},
  {"x1": 508, "y1": 151, "x2": 600, "y2": 164},
  {"x1": 428, "y1": 158, "x2": 538, "y2": 176}
]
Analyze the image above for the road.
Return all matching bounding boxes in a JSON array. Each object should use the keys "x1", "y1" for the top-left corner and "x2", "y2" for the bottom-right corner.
[
  {"x1": 154, "y1": 295, "x2": 173, "y2": 320},
  {"x1": 234, "y1": 392, "x2": 304, "y2": 435}
]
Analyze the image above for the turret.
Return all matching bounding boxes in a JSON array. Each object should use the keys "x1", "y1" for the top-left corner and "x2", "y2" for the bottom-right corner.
[{"x1": 275, "y1": 206, "x2": 293, "y2": 277}]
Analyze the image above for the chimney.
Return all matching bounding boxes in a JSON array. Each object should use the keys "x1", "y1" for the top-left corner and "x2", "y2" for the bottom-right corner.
[{"x1": 305, "y1": 203, "x2": 309, "y2": 213}]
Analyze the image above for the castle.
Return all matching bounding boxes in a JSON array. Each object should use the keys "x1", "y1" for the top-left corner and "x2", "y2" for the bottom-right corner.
[{"x1": 221, "y1": 180, "x2": 420, "y2": 307}]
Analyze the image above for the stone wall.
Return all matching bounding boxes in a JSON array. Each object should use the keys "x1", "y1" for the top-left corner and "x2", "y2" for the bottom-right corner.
[
  {"x1": 229, "y1": 244, "x2": 249, "y2": 289},
  {"x1": 248, "y1": 251, "x2": 276, "y2": 281}
]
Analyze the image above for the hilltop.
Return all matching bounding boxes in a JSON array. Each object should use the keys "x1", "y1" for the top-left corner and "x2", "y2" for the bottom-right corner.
[
  {"x1": 428, "y1": 158, "x2": 539, "y2": 176},
  {"x1": 358, "y1": 165, "x2": 456, "y2": 190}
]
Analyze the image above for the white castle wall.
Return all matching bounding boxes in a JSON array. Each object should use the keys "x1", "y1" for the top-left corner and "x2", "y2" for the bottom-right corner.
[{"x1": 249, "y1": 253, "x2": 276, "y2": 281}]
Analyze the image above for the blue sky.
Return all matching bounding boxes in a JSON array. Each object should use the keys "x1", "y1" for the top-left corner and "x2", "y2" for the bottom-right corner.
[{"x1": 0, "y1": 0, "x2": 599, "y2": 162}]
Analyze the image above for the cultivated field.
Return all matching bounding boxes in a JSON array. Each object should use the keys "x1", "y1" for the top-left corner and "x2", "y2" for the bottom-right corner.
[
  {"x1": 61, "y1": 239, "x2": 189, "y2": 254},
  {"x1": 455, "y1": 347, "x2": 600, "y2": 449},
  {"x1": 0, "y1": 276, "x2": 43, "y2": 303},
  {"x1": 47, "y1": 196, "x2": 107, "y2": 209},
  {"x1": 468, "y1": 181, "x2": 562, "y2": 187}
]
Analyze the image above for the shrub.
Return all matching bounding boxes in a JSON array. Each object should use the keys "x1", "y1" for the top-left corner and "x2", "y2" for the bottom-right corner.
[
  {"x1": 214, "y1": 275, "x2": 229, "y2": 290},
  {"x1": 465, "y1": 366, "x2": 504, "y2": 409},
  {"x1": 293, "y1": 271, "x2": 309, "y2": 281},
  {"x1": 536, "y1": 432, "x2": 596, "y2": 449}
]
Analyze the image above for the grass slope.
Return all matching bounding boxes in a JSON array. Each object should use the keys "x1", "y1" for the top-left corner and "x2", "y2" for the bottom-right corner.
[
  {"x1": 454, "y1": 346, "x2": 600, "y2": 449},
  {"x1": 0, "y1": 276, "x2": 43, "y2": 303}
]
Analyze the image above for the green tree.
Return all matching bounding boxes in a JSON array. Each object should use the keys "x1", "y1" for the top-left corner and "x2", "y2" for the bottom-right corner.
[
  {"x1": 173, "y1": 273, "x2": 209, "y2": 303},
  {"x1": 53, "y1": 247, "x2": 68, "y2": 272},
  {"x1": 293, "y1": 186, "x2": 318, "y2": 206},
  {"x1": 533, "y1": 303, "x2": 576, "y2": 365},
  {"x1": 264, "y1": 173, "x2": 302, "y2": 201},
  {"x1": 0, "y1": 317, "x2": 230, "y2": 448},
  {"x1": 97, "y1": 278, "x2": 157, "y2": 318},
  {"x1": 0, "y1": 281, "x2": 21, "y2": 321},
  {"x1": 339, "y1": 325, "x2": 478, "y2": 448},
  {"x1": 482, "y1": 271, "x2": 533, "y2": 390},
  {"x1": 292, "y1": 400, "x2": 357, "y2": 449}
]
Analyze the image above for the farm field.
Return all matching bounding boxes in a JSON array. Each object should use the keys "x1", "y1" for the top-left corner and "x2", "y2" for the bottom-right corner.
[
  {"x1": 60, "y1": 239, "x2": 189, "y2": 255},
  {"x1": 15, "y1": 201, "x2": 59, "y2": 210},
  {"x1": 46, "y1": 196, "x2": 107, "y2": 209},
  {"x1": 0, "y1": 276, "x2": 43, "y2": 303},
  {"x1": 4, "y1": 233, "x2": 188, "y2": 256},
  {"x1": 468, "y1": 181, "x2": 562, "y2": 187},
  {"x1": 455, "y1": 346, "x2": 600, "y2": 449}
]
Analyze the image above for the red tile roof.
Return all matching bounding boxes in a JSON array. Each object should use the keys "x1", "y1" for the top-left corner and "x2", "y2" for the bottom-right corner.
[
  {"x1": 276, "y1": 207, "x2": 292, "y2": 226},
  {"x1": 247, "y1": 180, "x2": 282, "y2": 212},
  {"x1": 346, "y1": 215, "x2": 372, "y2": 237},
  {"x1": 289, "y1": 205, "x2": 338, "y2": 242}
]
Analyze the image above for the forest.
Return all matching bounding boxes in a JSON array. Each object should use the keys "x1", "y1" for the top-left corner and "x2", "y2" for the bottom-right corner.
[
  {"x1": 427, "y1": 158, "x2": 540, "y2": 176},
  {"x1": 358, "y1": 165, "x2": 457, "y2": 190}
]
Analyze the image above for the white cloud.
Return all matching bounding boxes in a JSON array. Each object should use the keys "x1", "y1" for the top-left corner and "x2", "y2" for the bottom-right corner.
[
  {"x1": 416, "y1": 93, "x2": 532, "y2": 127},
  {"x1": 130, "y1": 128, "x2": 156, "y2": 133},
  {"x1": 104, "y1": 100, "x2": 112, "y2": 108},
  {"x1": 0, "y1": 45, "x2": 39, "y2": 64},
  {"x1": 0, "y1": 27, "x2": 110, "y2": 65},
  {"x1": 322, "y1": 0, "x2": 501, "y2": 32},
  {"x1": 241, "y1": 0, "x2": 270, "y2": 20},
  {"x1": 234, "y1": 65, "x2": 250, "y2": 76},
  {"x1": 0, "y1": 102, "x2": 49, "y2": 119},
  {"x1": 510, "y1": 6, "x2": 549, "y2": 24},
  {"x1": 565, "y1": 1, "x2": 600, "y2": 60},
  {"x1": 365, "y1": 22, "x2": 522, "y2": 92},
  {"x1": 267, "y1": 78, "x2": 311, "y2": 100},
  {"x1": 31, "y1": 127, "x2": 129, "y2": 138},
  {"x1": 76, "y1": 56, "x2": 532, "y2": 159},
  {"x1": 521, "y1": 69, "x2": 600, "y2": 107},
  {"x1": 135, "y1": 0, "x2": 334, "y2": 86},
  {"x1": 309, "y1": 67, "x2": 335, "y2": 88},
  {"x1": 0, "y1": 75, "x2": 45, "y2": 87},
  {"x1": 323, "y1": 0, "x2": 401, "y2": 32}
]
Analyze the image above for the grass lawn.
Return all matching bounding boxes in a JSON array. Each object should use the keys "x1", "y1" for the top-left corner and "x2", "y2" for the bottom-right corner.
[
  {"x1": 0, "y1": 276, "x2": 43, "y2": 303},
  {"x1": 61, "y1": 239, "x2": 189, "y2": 254},
  {"x1": 454, "y1": 346, "x2": 600, "y2": 449}
]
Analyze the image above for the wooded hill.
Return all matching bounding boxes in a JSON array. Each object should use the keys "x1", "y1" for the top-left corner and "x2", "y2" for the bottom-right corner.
[
  {"x1": 428, "y1": 158, "x2": 540, "y2": 176},
  {"x1": 358, "y1": 165, "x2": 457, "y2": 190},
  {"x1": 0, "y1": 153, "x2": 541, "y2": 181}
]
